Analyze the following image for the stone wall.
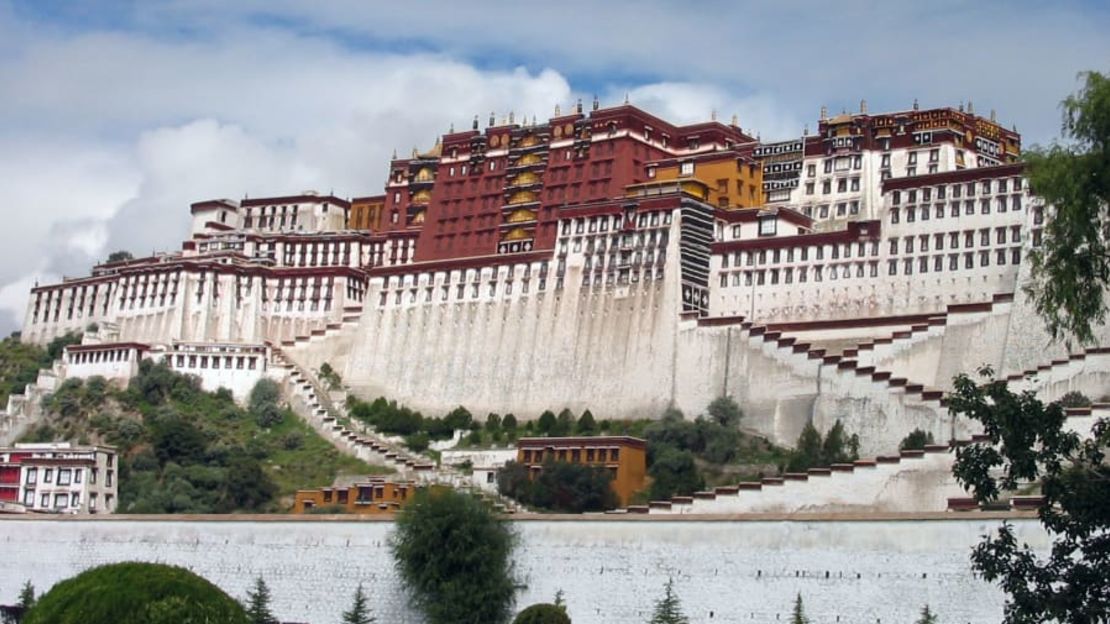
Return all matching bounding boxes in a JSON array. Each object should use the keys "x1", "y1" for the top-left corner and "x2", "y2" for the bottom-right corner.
[{"x1": 0, "y1": 515, "x2": 1047, "y2": 623}]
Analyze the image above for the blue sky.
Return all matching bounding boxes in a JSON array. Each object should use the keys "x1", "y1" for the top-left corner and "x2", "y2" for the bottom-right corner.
[{"x1": 0, "y1": 0, "x2": 1108, "y2": 334}]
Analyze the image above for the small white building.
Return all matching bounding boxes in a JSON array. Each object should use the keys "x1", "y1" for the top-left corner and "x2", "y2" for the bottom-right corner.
[{"x1": 0, "y1": 443, "x2": 118, "y2": 514}]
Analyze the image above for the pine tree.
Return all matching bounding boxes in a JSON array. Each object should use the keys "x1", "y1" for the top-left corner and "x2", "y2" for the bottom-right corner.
[
  {"x1": 18, "y1": 580, "x2": 36, "y2": 610},
  {"x1": 648, "y1": 578, "x2": 689, "y2": 624},
  {"x1": 916, "y1": 604, "x2": 938, "y2": 624},
  {"x1": 342, "y1": 583, "x2": 375, "y2": 624},
  {"x1": 790, "y1": 593, "x2": 809, "y2": 624},
  {"x1": 245, "y1": 576, "x2": 277, "y2": 624}
]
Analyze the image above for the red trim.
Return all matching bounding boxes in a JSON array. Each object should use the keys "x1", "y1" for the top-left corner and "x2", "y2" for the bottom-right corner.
[
  {"x1": 712, "y1": 220, "x2": 880, "y2": 253},
  {"x1": 369, "y1": 251, "x2": 550, "y2": 278},
  {"x1": 516, "y1": 436, "x2": 646, "y2": 450},
  {"x1": 882, "y1": 163, "x2": 1024, "y2": 192},
  {"x1": 241, "y1": 194, "x2": 350, "y2": 209},
  {"x1": 65, "y1": 342, "x2": 150, "y2": 353}
]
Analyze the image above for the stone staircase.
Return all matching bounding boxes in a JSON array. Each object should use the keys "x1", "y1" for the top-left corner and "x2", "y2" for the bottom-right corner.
[
  {"x1": 269, "y1": 345, "x2": 525, "y2": 512},
  {"x1": 276, "y1": 305, "x2": 363, "y2": 350},
  {"x1": 631, "y1": 403, "x2": 1107, "y2": 516},
  {"x1": 269, "y1": 347, "x2": 438, "y2": 477},
  {"x1": 0, "y1": 360, "x2": 64, "y2": 445}
]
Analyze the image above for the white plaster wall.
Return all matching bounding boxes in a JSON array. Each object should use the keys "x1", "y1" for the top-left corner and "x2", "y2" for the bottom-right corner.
[{"x1": 0, "y1": 517, "x2": 1048, "y2": 624}]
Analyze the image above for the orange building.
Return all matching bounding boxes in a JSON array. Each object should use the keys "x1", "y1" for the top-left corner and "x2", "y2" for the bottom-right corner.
[
  {"x1": 348, "y1": 195, "x2": 386, "y2": 231},
  {"x1": 293, "y1": 476, "x2": 418, "y2": 515},
  {"x1": 516, "y1": 436, "x2": 647, "y2": 506},
  {"x1": 649, "y1": 147, "x2": 764, "y2": 209}
]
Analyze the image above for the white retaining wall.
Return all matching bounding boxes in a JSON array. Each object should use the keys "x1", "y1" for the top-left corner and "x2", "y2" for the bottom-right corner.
[{"x1": 0, "y1": 516, "x2": 1048, "y2": 624}]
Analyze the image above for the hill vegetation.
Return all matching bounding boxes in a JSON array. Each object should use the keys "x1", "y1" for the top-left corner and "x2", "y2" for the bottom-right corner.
[
  {"x1": 0, "y1": 332, "x2": 81, "y2": 406},
  {"x1": 21, "y1": 360, "x2": 387, "y2": 513}
]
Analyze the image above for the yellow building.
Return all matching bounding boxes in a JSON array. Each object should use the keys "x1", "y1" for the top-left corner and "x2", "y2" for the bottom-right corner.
[
  {"x1": 516, "y1": 436, "x2": 647, "y2": 507},
  {"x1": 649, "y1": 149, "x2": 764, "y2": 209},
  {"x1": 293, "y1": 476, "x2": 417, "y2": 515},
  {"x1": 349, "y1": 195, "x2": 386, "y2": 231}
]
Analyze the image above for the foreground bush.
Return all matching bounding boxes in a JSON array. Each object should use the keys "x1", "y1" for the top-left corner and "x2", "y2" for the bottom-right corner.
[
  {"x1": 24, "y1": 562, "x2": 248, "y2": 624},
  {"x1": 391, "y1": 488, "x2": 517, "y2": 624},
  {"x1": 513, "y1": 603, "x2": 571, "y2": 624}
]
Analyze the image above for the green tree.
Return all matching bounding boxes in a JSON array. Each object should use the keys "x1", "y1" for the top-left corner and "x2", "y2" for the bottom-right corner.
[
  {"x1": 790, "y1": 593, "x2": 809, "y2": 624},
  {"x1": 552, "y1": 409, "x2": 575, "y2": 437},
  {"x1": 648, "y1": 578, "x2": 688, "y2": 624},
  {"x1": 949, "y1": 367, "x2": 1109, "y2": 623},
  {"x1": 244, "y1": 577, "x2": 277, "y2": 624},
  {"x1": 486, "y1": 413, "x2": 503, "y2": 433},
  {"x1": 512, "y1": 603, "x2": 570, "y2": 624},
  {"x1": 502, "y1": 413, "x2": 518, "y2": 432},
  {"x1": 391, "y1": 489, "x2": 517, "y2": 624},
  {"x1": 899, "y1": 428, "x2": 936, "y2": 451},
  {"x1": 820, "y1": 419, "x2": 856, "y2": 464},
  {"x1": 18, "y1": 580, "x2": 35, "y2": 610},
  {"x1": 444, "y1": 406, "x2": 474, "y2": 431},
  {"x1": 341, "y1": 584, "x2": 375, "y2": 624},
  {"x1": 648, "y1": 448, "x2": 703, "y2": 500},
  {"x1": 536, "y1": 410, "x2": 557, "y2": 435},
  {"x1": 786, "y1": 422, "x2": 824, "y2": 472},
  {"x1": 106, "y1": 250, "x2": 134, "y2": 263},
  {"x1": 1023, "y1": 71, "x2": 1110, "y2": 344},
  {"x1": 915, "y1": 604, "x2": 938, "y2": 624},
  {"x1": 576, "y1": 410, "x2": 597, "y2": 435},
  {"x1": 706, "y1": 395, "x2": 742, "y2": 427}
]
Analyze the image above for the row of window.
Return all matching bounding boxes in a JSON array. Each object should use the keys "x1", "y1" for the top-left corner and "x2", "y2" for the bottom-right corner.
[
  {"x1": 721, "y1": 241, "x2": 881, "y2": 268},
  {"x1": 890, "y1": 227, "x2": 1022, "y2": 254},
  {"x1": 805, "y1": 176, "x2": 861, "y2": 196},
  {"x1": 890, "y1": 196, "x2": 1025, "y2": 223},
  {"x1": 67, "y1": 348, "x2": 136, "y2": 366},
  {"x1": 718, "y1": 247, "x2": 1024, "y2": 288},
  {"x1": 24, "y1": 466, "x2": 91, "y2": 486},
  {"x1": 170, "y1": 354, "x2": 261, "y2": 371},
  {"x1": 891, "y1": 177, "x2": 1024, "y2": 205},
  {"x1": 521, "y1": 447, "x2": 621, "y2": 464},
  {"x1": 559, "y1": 211, "x2": 673, "y2": 236}
]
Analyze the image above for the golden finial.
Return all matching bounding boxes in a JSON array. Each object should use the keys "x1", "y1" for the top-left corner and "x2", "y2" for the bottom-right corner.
[
  {"x1": 820, "y1": 105, "x2": 828, "y2": 121},
  {"x1": 489, "y1": 111, "x2": 495, "y2": 127},
  {"x1": 967, "y1": 100, "x2": 974, "y2": 114},
  {"x1": 391, "y1": 148, "x2": 397, "y2": 159},
  {"x1": 624, "y1": 92, "x2": 630, "y2": 105},
  {"x1": 592, "y1": 95, "x2": 599, "y2": 111},
  {"x1": 860, "y1": 99, "x2": 867, "y2": 114},
  {"x1": 913, "y1": 98, "x2": 919, "y2": 111},
  {"x1": 554, "y1": 103, "x2": 561, "y2": 116},
  {"x1": 472, "y1": 115, "x2": 479, "y2": 130},
  {"x1": 576, "y1": 98, "x2": 583, "y2": 114}
]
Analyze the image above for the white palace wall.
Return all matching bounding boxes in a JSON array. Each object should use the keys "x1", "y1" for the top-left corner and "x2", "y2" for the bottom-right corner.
[{"x1": 0, "y1": 516, "x2": 1049, "y2": 624}]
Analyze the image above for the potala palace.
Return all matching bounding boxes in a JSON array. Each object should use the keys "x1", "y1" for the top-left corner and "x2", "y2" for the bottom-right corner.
[{"x1": 6, "y1": 98, "x2": 1108, "y2": 514}]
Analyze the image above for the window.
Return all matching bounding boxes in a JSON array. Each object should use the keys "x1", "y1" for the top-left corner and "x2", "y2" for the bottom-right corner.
[
  {"x1": 892, "y1": 191, "x2": 901, "y2": 205},
  {"x1": 679, "y1": 162, "x2": 694, "y2": 176},
  {"x1": 807, "y1": 164, "x2": 816, "y2": 177},
  {"x1": 1012, "y1": 195, "x2": 1022, "y2": 211},
  {"x1": 44, "y1": 468, "x2": 53, "y2": 484},
  {"x1": 822, "y1": 180, "x2": 831, "y2": 194},
  {"x1": 805, "y1": 182, "x2": 815, "y2": 196},
  {"x1": 58, "y1": 469, "x2": 71, "y2": 486},
  {"x1": 891, "y1": 208, "x2": 900, "y2": 224},
  {"x1": 758, "y1": 217, "x2": 777, "y2": 237},
  {"x1": 25, "y1": 468, "x2": 36, "y2": 485},
  {"x1": 934, "y1": 256, "x2": 943, "y2": 272},
  {"x1": 851, "y1": 177, "x2": 860, "y2": 192},
  {"x1": 837, "y1": 179, "x2": 847, "y2": 193},
  {"x1": 888, "y1": 260, "x2": 897, "y2": 275},
  {"x1": 824, "y1": 160, "x2": 832, "y2": 174}
]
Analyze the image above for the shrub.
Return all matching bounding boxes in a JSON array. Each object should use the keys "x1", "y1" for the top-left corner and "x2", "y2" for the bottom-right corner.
[
  {"x1": 319, "y1": 362, "x2": 343, "y2": 390},
  {"x1": 405, "y1": 432, "x2": 430, "y2": 452},
  {"x1": 23, "y1": 562, "x2": 248, "y2": 624},
  {"x1": 899, "y1": 428, "x2": 935, "y2": 451},
  {"x1": 248, "y1": 379, "x2": 281, "y2": 414},
  {"x1": 706, "y1": 395, "x2": 742, "y2": 427},
  {"x1": 391, "y1": 489, "x2": 517, "y2": 624},
  {"x1": 513, "y1": 603, "x2": 570, "y2": 624},
  {"x1": 648, "y1": 448, "x2": 703, "y2": 500},
  {"x1": 1058, "y1": 390, "x2": 1092, "y2": 408}
]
